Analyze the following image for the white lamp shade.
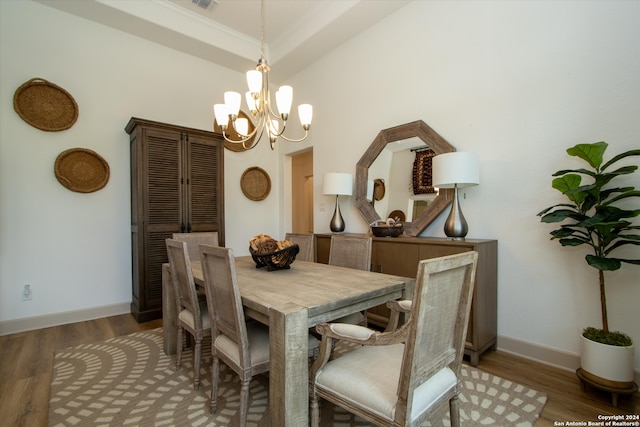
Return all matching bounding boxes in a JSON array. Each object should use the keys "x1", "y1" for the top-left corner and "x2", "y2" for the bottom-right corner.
[
  {"x1": 432, "y1": 152, "x2": 480, "y2": 188},
  {"x1": 213, "y1": 104, "x2": 229, "y2": 127},
  {"x1": 298, "y1": 104, "x2": 313, "y2": 126},
  {"x1": 224, "y1": 91, "x2": 242, "y2": 116},
  {"x1": 323, "y1": 173, "x2": 353, "y2": 196}
]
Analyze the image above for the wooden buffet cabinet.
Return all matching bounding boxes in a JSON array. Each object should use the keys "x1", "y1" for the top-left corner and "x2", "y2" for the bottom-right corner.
[{"x1": 315, "y1": 234, "x2": 497, "y2": 366}]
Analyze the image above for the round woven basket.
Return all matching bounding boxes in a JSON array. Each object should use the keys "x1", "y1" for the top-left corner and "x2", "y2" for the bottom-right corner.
[
  {"x1": 240, "y1": 166, "x2": 271, "y2": 201},
  {"x1": 13, "y1": 78, "x2": 78, "y2": 131},
  {"x1": 55, "y1": 148, "x2": 110, "y2": 193}
]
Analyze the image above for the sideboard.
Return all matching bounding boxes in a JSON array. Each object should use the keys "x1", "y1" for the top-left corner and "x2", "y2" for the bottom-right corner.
[{"x1": 315, "y1": 234, "x2": 497, "y2": 366}]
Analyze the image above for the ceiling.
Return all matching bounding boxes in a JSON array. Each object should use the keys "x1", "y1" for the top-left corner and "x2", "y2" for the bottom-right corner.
[{"x1": 35, "y1": 0, "x2": 410, "y2": 82}]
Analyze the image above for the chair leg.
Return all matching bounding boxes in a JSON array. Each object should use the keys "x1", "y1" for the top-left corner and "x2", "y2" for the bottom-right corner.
[
  {"x1": 449, "y1": 395, "x2": 461, "y2": 427},
  {"x1": 210, "y1": 356, "x2": 219, "y2": 413},
  {"x1": 176, "y1": 326, "x2": 184, "y2": 371},
  {"x1": 193, "y1": 337, "x2": 202, "y2": 390},
  {"x1": 310, "y1": 390, "x2": 320, "y2": 427},
  {"x1": 239, "y1": 378, "x2": 251, "y2": 426}
]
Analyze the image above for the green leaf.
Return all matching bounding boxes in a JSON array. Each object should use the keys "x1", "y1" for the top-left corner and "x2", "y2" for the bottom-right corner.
[
  {"x1": 586, "y1": 255, "x2": 621, "y2": 271},
  {"x1": 559, "y1": 238, "x2": 589, "y2": 246},
  {"x1": 601, "y1": 149, "x2": 640, "y2": 171},
  {"x1": 540, "y1": 209, "x2": 584, "y2": 223},
  {"x1": 567, "y1": 142, "x2": 607, "y2": 169},
  {"x1": 552, "y1": 175, "x2": 585, "y2": 204}
]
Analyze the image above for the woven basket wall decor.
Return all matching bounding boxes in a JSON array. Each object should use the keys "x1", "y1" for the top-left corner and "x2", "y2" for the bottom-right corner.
[
  {"x1": 13, "y1": 78, "x2": 79, "y2": 131},
  {"x1": 55, "y1": 148, "x2": 110, "y2": 193},
  {"x1": 240, "y1": 166, "x2": 271, "y2": 201}
]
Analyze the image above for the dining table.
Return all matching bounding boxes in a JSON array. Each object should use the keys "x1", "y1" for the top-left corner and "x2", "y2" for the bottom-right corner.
[{"x1": 161, "y1": 256, "x2": 414, "y2": 426}]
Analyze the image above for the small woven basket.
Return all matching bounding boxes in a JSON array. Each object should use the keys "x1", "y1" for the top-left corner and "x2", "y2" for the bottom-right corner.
[{"x1": 249, "y1": 244, "x2": 299, "y2": 271}]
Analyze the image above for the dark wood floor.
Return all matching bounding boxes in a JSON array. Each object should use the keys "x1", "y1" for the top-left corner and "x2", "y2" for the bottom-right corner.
[{"x1": 0, "y1": 313, "x2": 637, "y2": 426}]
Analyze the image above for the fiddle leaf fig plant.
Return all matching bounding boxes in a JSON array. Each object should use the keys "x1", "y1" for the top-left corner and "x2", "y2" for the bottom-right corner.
[{"x1": 537, "y1": 142, "x2": 640, "y2": 345}]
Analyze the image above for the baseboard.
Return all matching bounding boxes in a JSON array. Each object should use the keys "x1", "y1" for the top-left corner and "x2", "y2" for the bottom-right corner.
[
  {"x1": 0, "y1": 302, "x2": 131, "y2": 336},
  {"x1": 497, "y1": 334, "x2": 640, "y2": 385}
]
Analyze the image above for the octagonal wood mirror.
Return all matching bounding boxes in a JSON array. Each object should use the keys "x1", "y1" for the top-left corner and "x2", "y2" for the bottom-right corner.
[{"x1": 355, "y1": 120, "x2": 456, "y2": 237}]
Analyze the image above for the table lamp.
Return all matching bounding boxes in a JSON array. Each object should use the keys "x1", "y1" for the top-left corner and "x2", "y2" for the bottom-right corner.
[
  {"x1": 323, "y1": 172, "x2": 353, "y2": 233},
  {"x1": 432, "y1": 152, "x2": 480, "y2": 240}
]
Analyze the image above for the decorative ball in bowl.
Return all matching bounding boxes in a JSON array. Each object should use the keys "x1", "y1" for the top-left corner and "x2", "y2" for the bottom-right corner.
[
  {"x1": 249, "y1": 234, "x2": 299, "y2": 271},
  {"x1": 371, "y1": 225, "x2": 404, "y2": 237}
]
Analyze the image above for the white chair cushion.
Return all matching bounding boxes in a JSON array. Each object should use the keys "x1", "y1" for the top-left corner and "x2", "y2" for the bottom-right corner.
[
  {"x1": 315, "y1": 343, "x2": 404, "y2": 420},
  {"x1": 315, "y1": 343, "x2": 457, "y2": 422},
  {"x1": 398, "y1": 300, "x2": 412, "y2": 311},
  {"x1": 329, "y1": 323, "x2": 375, "y2": 341},
  {"x1": 178, "y1": 301, "x2": 210, "y2": 329},
  {"x1": 215, "y1": 322, "x2": 270, "y2": 366}
]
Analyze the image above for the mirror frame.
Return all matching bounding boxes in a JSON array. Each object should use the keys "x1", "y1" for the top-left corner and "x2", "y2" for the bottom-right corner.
[{"x1": 355, "y1": 120, "x2": 455, "y2": 237}]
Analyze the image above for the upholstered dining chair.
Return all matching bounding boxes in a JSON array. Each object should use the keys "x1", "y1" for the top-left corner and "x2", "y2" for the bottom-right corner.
[
  {"x1": 328, "y1": 235, "x2": 372, "y2": 325},
  {"x1": 173, "y1": 231, "x2": 219, "y2": 261},
  {"x1": 199, "y1": 244, "x2": 320, "y2": 425},
  {"x1": 165, "y1": 238, "x2": 211, "y2": 390},
  {"x1": 310, "y1": 251, "x2": 478, "y2": 427},
  {"x1": 285, "y1": 232, "x2": 314, "y2": 262}
]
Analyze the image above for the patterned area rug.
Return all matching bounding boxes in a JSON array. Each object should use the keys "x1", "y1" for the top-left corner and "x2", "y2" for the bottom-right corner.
[{"x1": 48, "y1": 328, "x2": 546, "y2": 426}]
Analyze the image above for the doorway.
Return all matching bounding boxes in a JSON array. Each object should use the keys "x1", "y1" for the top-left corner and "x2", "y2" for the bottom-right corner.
[{"x1": 291, "y1": 150, "x2": 313, "y2": 233}]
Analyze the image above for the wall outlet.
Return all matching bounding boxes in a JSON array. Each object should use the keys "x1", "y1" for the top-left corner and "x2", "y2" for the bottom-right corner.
[{"x1": 22, "y1": 284, "x2": 32, "y2": 301}]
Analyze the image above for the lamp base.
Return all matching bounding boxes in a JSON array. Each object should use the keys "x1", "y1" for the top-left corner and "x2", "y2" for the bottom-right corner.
[
  {"x1": 443, "y1": 185, "x2": 468, "y2": 240},
  {"x1": 329, "y1": 195, "x2": 345, "y2": 233}
]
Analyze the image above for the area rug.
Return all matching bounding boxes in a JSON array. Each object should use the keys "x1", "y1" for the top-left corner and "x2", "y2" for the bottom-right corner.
[{"x1": 48, "y1": 328, "x2": 546, "y2": 426}]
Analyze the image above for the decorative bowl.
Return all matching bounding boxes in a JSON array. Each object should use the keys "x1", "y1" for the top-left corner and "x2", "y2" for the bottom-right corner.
[
  {"x1": 371, "y1": 225, "x2": 404, "y2": 238},
  {"x1": 249, "y1": 244, "x2": 300, "y2": 271}
]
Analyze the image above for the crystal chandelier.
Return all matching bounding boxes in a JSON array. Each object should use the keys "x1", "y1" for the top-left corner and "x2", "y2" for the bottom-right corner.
[{"x1": 213, "y1": 0, "x2": 313, "y2": 150}]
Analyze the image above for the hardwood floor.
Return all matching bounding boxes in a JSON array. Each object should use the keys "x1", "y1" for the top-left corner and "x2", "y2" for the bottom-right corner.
[{"x1": 0, "y1": 314, "x2": 637, "y2": 426}]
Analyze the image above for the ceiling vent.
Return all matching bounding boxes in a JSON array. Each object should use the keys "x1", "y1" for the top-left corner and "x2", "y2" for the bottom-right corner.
[{"x1": 192, "y1": 0, "x2": 217, "y2": 9}]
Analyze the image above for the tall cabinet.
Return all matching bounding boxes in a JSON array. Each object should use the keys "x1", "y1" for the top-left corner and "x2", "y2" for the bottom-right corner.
[
  {"x1": 126, "y1": 117, "x2": 225, "y2": 322},
  {"x1": 316, "y1": 234, "x2": 497, "y2": 366}
]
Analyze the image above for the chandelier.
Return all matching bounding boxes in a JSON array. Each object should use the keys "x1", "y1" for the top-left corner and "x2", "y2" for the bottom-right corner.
[{"x1": 213, "y1": 0, "x2": 313, "y2": 150}]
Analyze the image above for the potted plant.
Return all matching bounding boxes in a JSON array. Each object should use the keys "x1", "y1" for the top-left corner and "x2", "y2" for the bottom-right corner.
[{"x1": 537, "y1": 141, "x2": 640, "y2": 389}]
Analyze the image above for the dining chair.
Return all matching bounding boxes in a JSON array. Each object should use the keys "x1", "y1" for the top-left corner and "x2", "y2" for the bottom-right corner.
[
  {"x1": 172, "y1": 231, "x2": 219, "y2": 261},
  {"x1": 165, "y1": 238, "x2": 211, "y2": 390},
  {"x1": 328, "y1": 235, "x2": 372, "y2": 325},
  {"x1": 310, "y1": 251, "x2": 478, "y2": 427},
  {"x1": 199, "y1": 244, "x2": 320, "y2": 424},
  {"x1": 284, "y1": 232, "x2": 314, "y2": 262}
]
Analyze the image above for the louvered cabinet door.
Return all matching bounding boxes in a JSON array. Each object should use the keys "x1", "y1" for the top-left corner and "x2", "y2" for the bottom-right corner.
[
  {"x1": 144, "y1": 127, "x2": 182, "y2": 317},
  {"x1": 184, "y1": 133, "x2": 224, "y2": 245}
]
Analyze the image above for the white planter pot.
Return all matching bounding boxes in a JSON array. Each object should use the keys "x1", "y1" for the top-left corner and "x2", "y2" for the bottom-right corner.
[{"x1": 580, "y1": 335, "x2": 635, "y2": 389}]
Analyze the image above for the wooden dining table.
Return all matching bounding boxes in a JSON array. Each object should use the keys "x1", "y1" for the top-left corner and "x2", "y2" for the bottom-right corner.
[{"x1": 162, "y1": 256, "x2": 413, "y2": 426}]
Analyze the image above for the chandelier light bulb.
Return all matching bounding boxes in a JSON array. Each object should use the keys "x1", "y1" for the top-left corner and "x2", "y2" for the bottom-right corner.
[
  {"x1": 246, "y1": 70, "x2": 262, "y2": 95},
  {"x1": 213, "y1": 104, "x2": 229, "y2": 128},
  {"x1": 224, "y1": 91, "x2": 242, "y2": 118},
  {"x1": 245, "y1": 92, "x2": 257, "y2": 114},
  {"x1": 275, "y1": 86, "x2": 293, "y2": 117},
  {"x1": 298, "y1": 104, "x2": 313, "y2": 128},
  {"x1": 235, "y1": 118, "x2": 249, "y2": 136}
]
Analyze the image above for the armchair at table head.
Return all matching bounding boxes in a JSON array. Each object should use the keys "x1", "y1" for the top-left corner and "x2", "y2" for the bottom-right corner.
[{"x1": 310, "y1": 251, "x2": 478, "y2": 427}]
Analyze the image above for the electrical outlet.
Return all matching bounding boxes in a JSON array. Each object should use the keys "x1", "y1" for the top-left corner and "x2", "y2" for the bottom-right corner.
[{"x1": 22, "y1": 284, "x2": 32, "y2": 301}]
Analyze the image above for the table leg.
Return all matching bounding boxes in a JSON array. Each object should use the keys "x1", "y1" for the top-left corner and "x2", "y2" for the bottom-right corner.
[
  {"x1": 269, "y1": 303, "x2": 309, "y2": 426},
  {"x1": 162, "y1": 263, "x2": 177, "y2": 355}
]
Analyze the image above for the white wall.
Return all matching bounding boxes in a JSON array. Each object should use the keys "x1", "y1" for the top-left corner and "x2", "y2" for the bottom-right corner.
[
  {"x1": 0, "y1": 0, "x2": 280, "y2": 325},
  {"x1": 282, "y1": 0, "x2": 640, "y2": 371},
  {"x1": 2, "y1": 0, "x2": 639, "y2": 374}
]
